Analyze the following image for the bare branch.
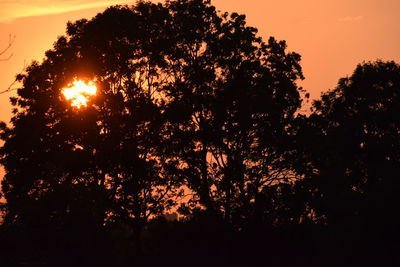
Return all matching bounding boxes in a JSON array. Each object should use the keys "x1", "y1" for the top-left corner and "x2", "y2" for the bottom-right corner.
[
  {"x1": 0, "y1": 60, "x2": 26, "y2": 95},
  {"x1": 0, "y1": 34, "x2": 16, "y2": 61}
]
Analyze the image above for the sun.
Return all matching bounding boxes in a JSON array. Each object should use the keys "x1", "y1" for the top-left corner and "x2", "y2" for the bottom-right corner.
[{"x1": 62, "y1": 79, "x2": 97, "y2": 108}]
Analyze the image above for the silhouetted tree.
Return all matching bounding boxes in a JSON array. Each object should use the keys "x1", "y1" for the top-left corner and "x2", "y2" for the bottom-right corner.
[
  {"x1": 296, "y1": 61, "x2": 400, "y2": 230},
  {"x1": 0, "y1": 3, "x2": 181, "y2": 258},
  {"x1": 162, "y1": 0, "x2": 305, "y2": 226}
]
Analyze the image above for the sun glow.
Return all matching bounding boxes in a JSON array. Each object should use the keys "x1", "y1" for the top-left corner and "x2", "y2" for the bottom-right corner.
[{"x1": 62, "y1": 79, "x2": 97, "y2": 108}]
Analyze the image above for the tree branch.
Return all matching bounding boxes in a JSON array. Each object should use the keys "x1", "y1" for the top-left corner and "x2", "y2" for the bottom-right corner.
[
  {"x1": 0, "y1": 60, "x2": 26, "y2": 95},
  {"x1": 0, "y1": 34, "x2": 16, "y2": 61}
]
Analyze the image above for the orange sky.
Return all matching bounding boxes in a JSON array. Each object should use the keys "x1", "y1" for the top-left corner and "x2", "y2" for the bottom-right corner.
[{"x1": 0, "y1": 0, "x2": 400, "y2": 122}]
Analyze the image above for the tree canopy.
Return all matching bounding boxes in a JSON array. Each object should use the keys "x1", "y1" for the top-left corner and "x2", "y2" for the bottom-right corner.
[{"x1": 301, "y1": 60, "x2": 400, "y2": 227}]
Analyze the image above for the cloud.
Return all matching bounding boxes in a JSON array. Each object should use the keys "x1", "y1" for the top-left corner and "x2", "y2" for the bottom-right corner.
[
  {"x1": 0, "y1": 0, "x2": 130, "y2": 22},
  {"x1": 337, "y1": 15, "x2": 363, "y2": 22}
]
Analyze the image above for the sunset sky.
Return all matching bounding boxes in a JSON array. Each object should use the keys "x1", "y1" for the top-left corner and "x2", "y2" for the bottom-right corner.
[{"x1": 0, "y1": 0, "x2": 399, "y2": 122}]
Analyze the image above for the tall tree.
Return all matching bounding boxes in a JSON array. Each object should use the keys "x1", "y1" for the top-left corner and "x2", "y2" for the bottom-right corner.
[
  {"x1": 0, "y1": 4, "x2": 179, "y2": 254},
  {"x1": 162, "y1": 0, "x2": 305, "y2": 226}
]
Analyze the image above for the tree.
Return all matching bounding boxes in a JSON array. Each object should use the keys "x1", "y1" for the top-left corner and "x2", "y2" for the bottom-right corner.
[
  {"x1": 297, "y1": 60, "x2": 400, "y2": 229},
  {"x1": 0, "y1": 3, "x2": 180, "y2": 257},
  {"x1": 161, "y1": 0, "x2": 305, "y2": 226}
]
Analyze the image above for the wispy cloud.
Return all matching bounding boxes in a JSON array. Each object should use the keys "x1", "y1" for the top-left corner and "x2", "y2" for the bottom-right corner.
[
  {"x1": 0, "y1": 0, "x2": 130, "y2": 22},
  {"x1": 337, "y1": 15, "x2": 363, "y2": 22}
]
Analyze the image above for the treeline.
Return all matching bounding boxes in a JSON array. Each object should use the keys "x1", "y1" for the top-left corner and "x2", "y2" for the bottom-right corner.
[{"x1": 0, "y1": 0, "x2": 400, "y2": 266}]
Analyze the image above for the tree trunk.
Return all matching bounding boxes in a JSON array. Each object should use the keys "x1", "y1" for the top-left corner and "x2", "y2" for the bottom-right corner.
[{"x1": 200, "y1": 142, "x2": 214, "y2": 212}]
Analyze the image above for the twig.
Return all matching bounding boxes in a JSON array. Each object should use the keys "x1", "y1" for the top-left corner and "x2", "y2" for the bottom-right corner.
[
  {"x1": 0, "y1": 59, "x2": 26, "y2": 95},
  {"x1": 0, "y1": 34, "x2": 16, "y2": 61}
]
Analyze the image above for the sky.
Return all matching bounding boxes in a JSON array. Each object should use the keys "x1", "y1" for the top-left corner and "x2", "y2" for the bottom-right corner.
[{"x1": 0, "y1": 0, "x2": 400, "y2": 122}]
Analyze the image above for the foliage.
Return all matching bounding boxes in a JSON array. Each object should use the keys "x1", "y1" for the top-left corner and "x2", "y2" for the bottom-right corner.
[
  {"x1": 1, "y1": 0, "x2": 400, "y2": 265},
  {"x1": 295, "y1": 60, "x2": 400, "y2": 228},
  {"x1": 0, "y1": 3, "x2": 177, "y2": 234},
  {"x1": 161, "y1": 0, "x2": 305, "y2": 226},
  {"x1": 0, "y1": 0, "x2": 306, "y2": 244}
]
